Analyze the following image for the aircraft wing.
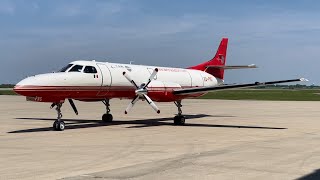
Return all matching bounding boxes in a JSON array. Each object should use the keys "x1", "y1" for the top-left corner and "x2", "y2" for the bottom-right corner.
[{"x1": 173, "y1": 78, "x2": 307, "y2": 95}]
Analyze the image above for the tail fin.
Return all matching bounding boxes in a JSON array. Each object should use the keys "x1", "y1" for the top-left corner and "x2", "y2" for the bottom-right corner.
[{"x1": 188, "y1": 38, "x2": 228, "y2": 80}]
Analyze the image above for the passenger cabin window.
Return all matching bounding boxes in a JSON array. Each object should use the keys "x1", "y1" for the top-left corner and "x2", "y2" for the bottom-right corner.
[
  {"x1": 59, "y1": 64, "x2": 73, "y2": 72},
  {"x1": 84, "y1": 66, "x2": 97, "y2": 73},
  {"x1": 68, "y1": 65, "x2": 83, "y2": 72}
]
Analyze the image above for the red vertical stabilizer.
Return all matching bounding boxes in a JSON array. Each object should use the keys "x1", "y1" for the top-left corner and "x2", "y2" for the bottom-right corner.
[{"x1": 188, "y1": 38, "x2": 228, "y2": 80}]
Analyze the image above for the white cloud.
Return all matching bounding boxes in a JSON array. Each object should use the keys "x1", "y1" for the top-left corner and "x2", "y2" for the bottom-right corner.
[
  {"x1": 54, "y1": 3, "x2": 84, "y2": 17},
  {"x1": 96, "y1": 1, "x2": 123, "y2": 15},
  {"x1": 31, "y1": 2, "x2": 39, "y2": 10},
  {"x1": 0, "y1": 1, "x2": 15, "y2": 15},
  {"x1": 52, "y1": 1, "x2": 126, "y2": 17}
]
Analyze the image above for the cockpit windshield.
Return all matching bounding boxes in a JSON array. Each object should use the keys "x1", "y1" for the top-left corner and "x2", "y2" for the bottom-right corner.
[
  {"x1": 69, "y1": 65, "x2": 83, "y2": 72},
  {"x1": 59, "y1": 64, "x2": 73, "y2": 72},
  {"x1": 58, "y1": 64, "x2": 93, "y2": 73}
]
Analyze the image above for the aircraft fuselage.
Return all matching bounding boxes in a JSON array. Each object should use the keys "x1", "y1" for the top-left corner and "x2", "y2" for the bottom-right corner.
[{"x1": 14, "y1": 60, "x2": 222, "y2": 103}]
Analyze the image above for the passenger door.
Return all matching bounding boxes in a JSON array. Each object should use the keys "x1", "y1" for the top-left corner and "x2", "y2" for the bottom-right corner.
[{"x1": 96, "y1": 63, "x2": 112, "y2": 96}]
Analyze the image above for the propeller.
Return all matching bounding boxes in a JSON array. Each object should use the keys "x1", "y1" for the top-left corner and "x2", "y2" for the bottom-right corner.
[{"x1": 123, "y1": 68, "x2": 160, "y2": 114}]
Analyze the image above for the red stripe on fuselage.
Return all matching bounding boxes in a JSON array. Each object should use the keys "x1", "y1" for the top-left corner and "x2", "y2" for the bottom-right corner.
[{"x1": 14, "y1": 85, "x2": 205, "y2": 102}]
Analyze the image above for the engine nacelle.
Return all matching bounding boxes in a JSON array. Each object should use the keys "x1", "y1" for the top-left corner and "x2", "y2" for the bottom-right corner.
[{"x1": 147, "y1": 81, "x2": 182, "y2": 102}]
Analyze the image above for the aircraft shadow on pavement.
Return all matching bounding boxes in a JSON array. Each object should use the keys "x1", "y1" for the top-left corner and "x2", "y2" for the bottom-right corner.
[
  {"x1": 9, "y1": 114, "x2": 286, "y2": 133},
  {"x1": 297, "y1": 169, "x2": 320, "y2": 180}
]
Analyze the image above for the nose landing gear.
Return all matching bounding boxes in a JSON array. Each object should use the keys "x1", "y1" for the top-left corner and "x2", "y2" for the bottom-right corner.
[{"x1": 52, "y1": 103, "x2": 65, "y2": 131}]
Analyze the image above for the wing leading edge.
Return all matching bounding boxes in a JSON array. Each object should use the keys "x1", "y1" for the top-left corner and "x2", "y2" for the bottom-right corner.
[{"x1": 173, "y1": 78, "x2": 308, "y2": 95}]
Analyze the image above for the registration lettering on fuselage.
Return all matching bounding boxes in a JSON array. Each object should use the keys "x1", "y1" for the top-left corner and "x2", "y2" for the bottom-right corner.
[{"x1": 158, "y1": 68, "x2": 186, "y2": 72}]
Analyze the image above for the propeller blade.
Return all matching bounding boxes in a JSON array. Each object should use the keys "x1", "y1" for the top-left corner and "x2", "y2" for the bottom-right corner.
[
  {"x1": 142, "y1": 94, "x2": 160, "y2": 114},
  {"x1": 124, "y1": 95, "x2": 140, "y2": 114},
  {"x1": 123, "y1": 71, "x2": 139, "y2": 89},
  {"x1": 143, "y1": 68, "x2": 158, "y2": 89},
  {"x1": 68, "y1": 99, "x2": 78, "y2": 115}
]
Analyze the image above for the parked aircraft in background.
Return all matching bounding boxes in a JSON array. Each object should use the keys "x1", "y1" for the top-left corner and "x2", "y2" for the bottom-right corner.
[{"x1": 14, "y1": 38, "x2": 306, "y2": 131}]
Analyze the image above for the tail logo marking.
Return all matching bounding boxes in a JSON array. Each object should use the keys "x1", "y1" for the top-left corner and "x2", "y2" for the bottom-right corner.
[{"x1": 218, "y1": 54, "x2": 225, "y2": 64}]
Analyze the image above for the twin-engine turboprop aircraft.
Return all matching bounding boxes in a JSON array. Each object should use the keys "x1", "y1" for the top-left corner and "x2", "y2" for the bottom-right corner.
[{"x1": 14, "y1": 38, "x2": 306, "y2": 131}]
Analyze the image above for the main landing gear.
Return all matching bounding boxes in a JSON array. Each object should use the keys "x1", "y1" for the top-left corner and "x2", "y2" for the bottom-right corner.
[
  {"x1": 53, "y1": 103, "x2": 65, "y2": 131},
  {"x1": 174, "y1": 100, "x2": 185, "y2": 125},
  {"x1": 50, "y1": 98, "x2": 184, "y2": 130},
  {"x1": 102, "y1": 99, "x2": 113, "y2": 122}
]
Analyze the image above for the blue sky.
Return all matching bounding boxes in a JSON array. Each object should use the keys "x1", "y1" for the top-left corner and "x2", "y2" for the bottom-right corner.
[{"x1": 0, "y1": 0, "x2": 319, "y2": 85}]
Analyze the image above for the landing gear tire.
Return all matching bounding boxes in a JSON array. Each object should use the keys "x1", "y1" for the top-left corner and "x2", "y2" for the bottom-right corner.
[
  {"x1": 174, "y1": 115, "x2": 185, "y2": 125},
  {"x1": 53, "y1": 121, "x2": 58, "y2": 130},
  {"x1": 102, "y1": 114, "x2": 113, "y2": 123},
  {"x1": 53, "y1": 120, "x2": 65, "y2": 131},
  {"x1": 102, "y1": 99, "x2": 113, "y2": 123}
]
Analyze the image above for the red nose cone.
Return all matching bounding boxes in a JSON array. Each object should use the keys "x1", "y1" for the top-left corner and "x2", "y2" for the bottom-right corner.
[
  {"x1": 13, "y1": 85, "x2": 23, "y2": 96},
  {"x1": 13, "y1": 85, "x2": 36, "y2": 97}
]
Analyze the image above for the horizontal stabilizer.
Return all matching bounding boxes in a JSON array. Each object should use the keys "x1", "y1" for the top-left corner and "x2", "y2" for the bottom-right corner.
[{"x1": 205, "y1": 64, "x2": 257, "y2": 70}]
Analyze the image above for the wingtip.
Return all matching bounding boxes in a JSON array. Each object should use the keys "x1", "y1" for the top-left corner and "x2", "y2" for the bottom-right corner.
[
  {"x1": 249, "y1": 64, "x2": 258, "y2": 68},
  {"x1": 300, "y1": 78, "x2": 309, "y2": 82}
]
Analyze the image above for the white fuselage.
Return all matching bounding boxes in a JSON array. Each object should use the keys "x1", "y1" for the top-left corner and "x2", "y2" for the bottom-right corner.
[{"x1": 15, "y1": 60, "x2": 222, "y2": 102}]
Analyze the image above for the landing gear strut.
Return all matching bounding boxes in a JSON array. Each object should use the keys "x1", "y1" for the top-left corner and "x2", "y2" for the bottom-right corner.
[
  {"x1": 102, "y1": 99, "x2": 113, "y2": 122},
  {"x1": 53, "y1": 103, "x2": 65, "y2": 131},
  {"x1": 174, "y1": 100, "x2": 185, "y2": 125}
]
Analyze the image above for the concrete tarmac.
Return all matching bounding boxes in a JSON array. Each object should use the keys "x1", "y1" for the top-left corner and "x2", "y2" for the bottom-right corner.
[{"x1": 1, "y1": 95, "x2": 320, "y2": 180}]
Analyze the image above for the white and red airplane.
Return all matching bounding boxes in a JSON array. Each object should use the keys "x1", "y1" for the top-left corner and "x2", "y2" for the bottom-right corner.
[{"x1": 14, "y1": 38, "x2": 305, "y2": 131}]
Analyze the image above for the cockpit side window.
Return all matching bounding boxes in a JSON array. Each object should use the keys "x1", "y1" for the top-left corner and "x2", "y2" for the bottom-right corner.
[
  {"x1": 68, "y1": 65, "x2": 83, "y2": 72},
  {"x1": 59, "y1": 64, "x2": 73, "y2": 72},
  {"x1": 84, "y1": 66, "x2": 98, "y2": 73}
]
